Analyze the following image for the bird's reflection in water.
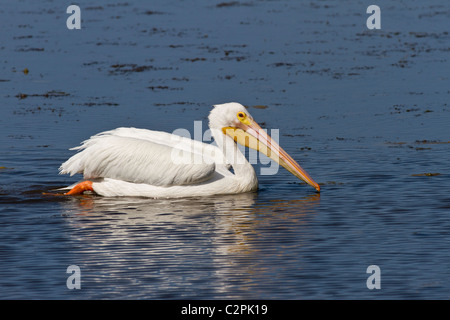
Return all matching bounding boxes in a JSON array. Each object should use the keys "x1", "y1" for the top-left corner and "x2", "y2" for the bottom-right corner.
[{"x1": 60, "y1": 192, "x2": 320, "y2": 298}]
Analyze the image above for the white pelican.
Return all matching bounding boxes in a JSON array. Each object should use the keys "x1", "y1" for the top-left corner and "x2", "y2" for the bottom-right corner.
[{"x1": 60, "y1": 102, "x2": 320, "y2": 197}]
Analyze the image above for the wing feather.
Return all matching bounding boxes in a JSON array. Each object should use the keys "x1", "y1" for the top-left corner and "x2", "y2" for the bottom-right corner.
[
  {"x1": 59, "y1": 128, "x2": 220, "y2": 186},
  {"x1": 91, "y1": 127, "x2": 227, "y2": 164}
]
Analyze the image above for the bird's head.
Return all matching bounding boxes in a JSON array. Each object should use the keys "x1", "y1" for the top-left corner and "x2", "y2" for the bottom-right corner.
[{"x1": 209, "y1": 102, "x2": 320, "y2": 192}]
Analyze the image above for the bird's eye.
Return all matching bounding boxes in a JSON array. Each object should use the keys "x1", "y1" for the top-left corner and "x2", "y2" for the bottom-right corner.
[{"x1": 237, "y1": 112, "x2": 245, "y2": 119}]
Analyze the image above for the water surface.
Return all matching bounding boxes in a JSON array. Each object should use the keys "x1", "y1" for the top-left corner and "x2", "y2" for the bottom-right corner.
[{"x1": 0, "y1": 0, "x2": 449, "y2": 299}]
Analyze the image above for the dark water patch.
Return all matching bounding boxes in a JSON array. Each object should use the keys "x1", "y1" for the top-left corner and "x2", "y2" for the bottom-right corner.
[
  {"x1": 415, "y1": 140, "x2": 450, "y2": 145},
  {"x1": 82, "y1": 61, "x2": 100, "y2": 66},
  {"x1": 143, "y1": 10, "x2": 166, "y2": 15},
  {"x1": 216, "y1": 2, "x2": 253, "y2": 8},
  {"x1": 171, "y1": 77, "x2": 190, "y2": 82},
  {"x1": 409, "y1": 31, "x2": 450, "y2": 39},
  {"x1": 148, "y1": 85, "x2": 183, "y2": 92},
  {"x1": 109, "y1": 64, "x2": 155, "y2": 74},
  {"x1": 217, "y1": 74, "x2": 235, "y2": 80},
  {"x1": 106, "y1": 2, "x2": 130, "y2": 8},
  {"x1": 221, "y1": 55, "x2": 246, "y2": 62},
  {"x1": 85, "y1": 6, "x2": 104, "y2": 11},
  {"x1": 15, "y1": 91, "x2": 70, "y2": 100},
  {"x1": 15, "y1": 47, "x2": 44, "y2": 52},
  {"x1": 182, "y1": 57, "x2": 206, "y2": 62},
  {"x1": 75, "y1": 102, "x2": 119, "y2": 107},
  {"x1": 269, "y1": 62, "x2": 296, "y2": 68},
  {"x1": 13, "y1": 35, "x2": 33, "y2": 40}
]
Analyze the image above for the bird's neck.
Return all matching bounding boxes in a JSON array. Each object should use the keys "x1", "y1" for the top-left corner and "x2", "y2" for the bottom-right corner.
[{"x1": 211, "y1": 129, "x2": 258, "y2": 188}]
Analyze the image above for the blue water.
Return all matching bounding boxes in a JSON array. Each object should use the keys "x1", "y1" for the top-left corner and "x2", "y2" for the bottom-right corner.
[{"x1": 1, "y1": 0, "x2": 449, "y2": 299}]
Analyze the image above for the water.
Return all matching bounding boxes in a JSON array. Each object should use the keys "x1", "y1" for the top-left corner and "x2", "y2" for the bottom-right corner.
[{"x1": 1, "y1": 0, "x2": 449, "y2": 299}]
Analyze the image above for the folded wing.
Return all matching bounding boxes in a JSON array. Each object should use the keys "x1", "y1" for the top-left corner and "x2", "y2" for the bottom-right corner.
[{"x1": 59, "y1": 128, "x2": 225, "y2": 187}]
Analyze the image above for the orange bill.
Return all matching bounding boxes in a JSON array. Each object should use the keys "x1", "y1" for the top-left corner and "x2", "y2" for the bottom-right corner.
[{"x1": 223, "y1": 119, "x2": 320, "y2": 192}]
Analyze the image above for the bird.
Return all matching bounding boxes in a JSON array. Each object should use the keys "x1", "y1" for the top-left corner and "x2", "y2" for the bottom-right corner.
[{"x1": 59, "y1": 102, "x2": 320, "y2": 198}]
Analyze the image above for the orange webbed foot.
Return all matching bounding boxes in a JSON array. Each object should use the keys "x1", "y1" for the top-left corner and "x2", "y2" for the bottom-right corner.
[{"x1": 65, "y1": 180, "x2": 94, "y2": 195}]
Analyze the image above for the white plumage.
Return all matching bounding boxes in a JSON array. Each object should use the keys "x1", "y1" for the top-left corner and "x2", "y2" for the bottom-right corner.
[
  {"x1": 60, "y1": 102, "x2": 320, "y2": 198},
  {"x1": 61, "y1": 129, "x2": 216, "y2": 186}
]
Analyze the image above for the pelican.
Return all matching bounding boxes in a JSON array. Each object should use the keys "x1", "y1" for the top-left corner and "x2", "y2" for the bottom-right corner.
[{"x1": 60, "y1": 102, "x2": 320, "y2": 197}]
